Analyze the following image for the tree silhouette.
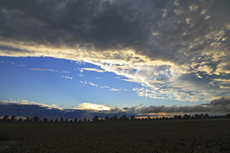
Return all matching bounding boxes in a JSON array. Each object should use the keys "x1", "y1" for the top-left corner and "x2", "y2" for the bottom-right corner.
[
  {"x1": 105, "y1": 116, "x2": 109, "y2": 121},
  {"x1": 183, "y1": 114, "x2": 191, "y2": 119},
  {"x1": 74, "y1": 118, "x2": 77, "y2": 122},
  {"x1": 120, "y1": 115, "x2": 127, "y2": 121},
  {"x1": 60, "y1": 117, "x2": 64, "y2": 122},
  {"x1": 50, "y1": 119, "x2": 53, "y2": 122},
  {"x1": 113, "y1": 115, "x2": 118, "y2": 121},
  {"x1": 10, "y1": 115, "x2": 16, "y2": 121},
  {"x1": 55, "y1": 118, "x2": 59, "y2": 122},
  {"x1": 83, "y1": 118, "x2": 87, "y2": 122},
  {"x1": 93, "y1": 115, "x2": 98, "y2": 121},
  {"x1": 18, "y1": 118, "x2": 23, "y2": 122},
  {"x1": 195, "y1": 114, "x2": 199, "y2": 118},
  {"x1": 204, "y1": 114, "x2": 209, "y2": 118},
  {"x1": 225, "y1": 114, "x2": 230, "y2": 118},
  {"x1": 26, "y1": 117, "x2": 31, "y2": 122},
  {"x1": 65, "y1": 119, "x2": 68, "y2": 122},
  {"x1": 200, "y1": 114, "x2": 204, "y2": 118},
  {"x1": 130, "y1": 115, "x2": 135, "y2": 121},
  {"x1": 3, "y1": 115, "x2": 9, "y2": 121},
  {"x1": 43, "y1": 118, "x2": 48, "y2": 122},
  {"x1": 33, "y1": 116, "x2": 40, "y2": 122}
]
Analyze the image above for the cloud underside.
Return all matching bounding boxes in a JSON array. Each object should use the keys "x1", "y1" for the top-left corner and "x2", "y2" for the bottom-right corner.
[
  {"x1": 1, "y1": 97, "x2": 230, "y2": 118},
  {"x1": 0, "y1": 0, "x2": 230, "y2": 101}
]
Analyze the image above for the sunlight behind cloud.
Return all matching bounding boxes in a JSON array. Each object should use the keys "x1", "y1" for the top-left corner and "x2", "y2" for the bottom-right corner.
[{"x1": 77, "y1": 102, "x2": 111, "y2": 111}]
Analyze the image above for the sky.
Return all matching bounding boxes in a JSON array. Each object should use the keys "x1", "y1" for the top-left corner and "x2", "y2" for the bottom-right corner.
[{"x1": 0, "y1": 0, "x2": 230, "y2": 119}]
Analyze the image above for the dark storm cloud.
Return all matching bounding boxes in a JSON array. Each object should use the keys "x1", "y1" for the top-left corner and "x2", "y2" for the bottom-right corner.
[
  {"x1": 0, "y1": 0, "x2": 184, "y2": 62},
  {"x1": 129, "y1": 97, "x2": 230, "y2": 114},
  {"x1": 1, "y1": 0, "x2": 230, "y2": 101},
  {"x1": 1, "y1": 0, "x2": 230, "y2": 63}
]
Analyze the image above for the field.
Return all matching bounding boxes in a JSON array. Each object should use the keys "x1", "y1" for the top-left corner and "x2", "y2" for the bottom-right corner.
[{"x1": 0, "y1": 119, "x2": 230, "y2": 153}]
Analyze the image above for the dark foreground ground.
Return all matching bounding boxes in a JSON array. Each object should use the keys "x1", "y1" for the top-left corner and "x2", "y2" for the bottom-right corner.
[{"x1": 0, "y1": 119, "x2": 230, "y2": 153}]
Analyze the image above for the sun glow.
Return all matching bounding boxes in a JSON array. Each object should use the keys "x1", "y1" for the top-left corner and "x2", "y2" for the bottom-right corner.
[{"x1": 77, "y1": 102, "x2": 111, "y2": 111}]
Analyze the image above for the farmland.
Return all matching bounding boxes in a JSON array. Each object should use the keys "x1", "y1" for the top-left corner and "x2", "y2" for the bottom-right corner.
[{"x1": 1, "y1": 119, "x2": 230, "y2": 153}]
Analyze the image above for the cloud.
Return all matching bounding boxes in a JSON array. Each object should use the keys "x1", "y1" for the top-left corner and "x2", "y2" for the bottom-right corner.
[
  {"x1": 208, "y1": 96, "x2": 230, "y2": 106},
  {"x1": 128, "y1": 96, "x2": 230, "y2": 114},
  {"x1": 201, "y1": 9, "x2": 206, "y2": 14},
  {"x1": 88, "y1": 82, "x2": 98, "y2": 87},
  {"x1": 81, "y1": 68, "x2": 105, "y2": 73},
  {"x1": 109, "y1": 88, "x2": 120, "y2": 91},
  {"x1": 189, "y1": 5, "x2": 198, "y2": 12},
  {"x1": 0, "y1": 100, "x2": 128, "y2": 119},
  {"x1": 0, "y1": 100, "x2": 63, "y2": 111},
  {"x1": 205, "y1": 15, "x2": 211, "y2": 20},
  {"x1": 77, "y1": 102, "x2": 111, "y2": 111},
  {"x1": 62, "y1": 76, "x2": 72, "y2": 79},
  {"x1": 1, "y1": 97, "x2": 229, "y2": 119},
  {"x1": 0, "y1": 0, "x2": 230, "y2": 102},
  {"x1": 29, "y1": 68, "x2": 57, "y2": 72},
  {"x1": 60, "y1": 71, "x2": 70, "y2": 73}
]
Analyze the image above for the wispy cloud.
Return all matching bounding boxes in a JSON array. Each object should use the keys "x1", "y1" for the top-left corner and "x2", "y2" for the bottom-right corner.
[
  {"x1": 80, "y1": 80, "x2": 98, "y2": 87},
  {"x1": 81, "y1": 68, "x2": 105, "y2": 73},
  {"x1": 62, "y1": 76, "x2": 72, "y2": 79},
  {"x1": 109, "y1": 88, "x2": 120, "y2": 91},
  {"x1": 88, "y1": 82, "x2": 98, "y2": 87},
  {"x1": 30, "y1": 68, "x2": 57, "y2": 72}
]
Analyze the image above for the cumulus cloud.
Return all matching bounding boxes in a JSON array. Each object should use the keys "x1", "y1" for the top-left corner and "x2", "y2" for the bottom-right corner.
[{"x1": 0, "y1": 0, "x2": 230, "y2": 101}]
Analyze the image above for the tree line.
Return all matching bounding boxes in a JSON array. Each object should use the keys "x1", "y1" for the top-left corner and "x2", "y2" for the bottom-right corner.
[{"x1": 1, "y1": 113, "x2": 230, "y2": 123}]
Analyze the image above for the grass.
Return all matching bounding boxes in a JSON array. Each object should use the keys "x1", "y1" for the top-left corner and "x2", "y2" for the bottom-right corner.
[{"x1": 0, "y1": 119, "x2": 230, "y2": 153}]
